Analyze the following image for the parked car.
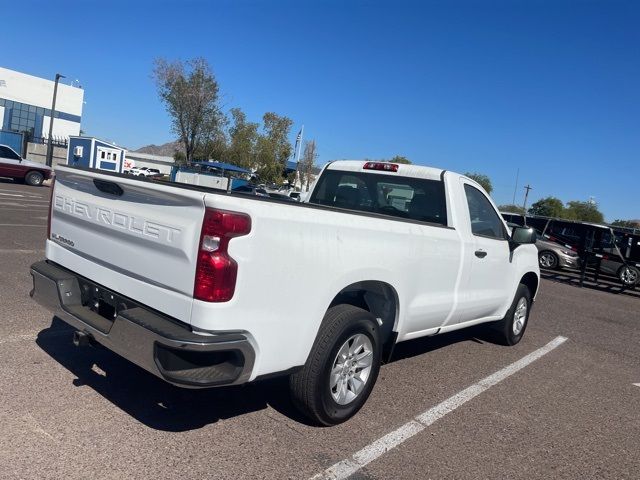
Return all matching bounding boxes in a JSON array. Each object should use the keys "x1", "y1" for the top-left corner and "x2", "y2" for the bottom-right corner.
[
  {"x1": 594, "y1": 230, "x2": 640, "y2": 287},
  {"x1": 536, "y1": 237, "x2": 580, "y2": 269},
  {"x1": 502, "y1": 212, "x2": 638, "y2": 286},
  {"x1": 0, "y1": 144, "x2": 53, "y2": 186},
  {"x1": 267, "y1": 192, "x2": 296, "y2": 201},
  {"x1": 232, "y1": 184, "x2": 269, "y2": 196},
  {"x1": 143, "y1": 168, "x2": 163, "y2": 177},
  {"x1": 31, "y1": 160, "x2": 539, "y2": 425},
  {"x1": 129, "y1": 167, "x2": 162, "y2": 177},
  {"x1": 504, "y1": 216, "x2": 579, "y2": 270}
]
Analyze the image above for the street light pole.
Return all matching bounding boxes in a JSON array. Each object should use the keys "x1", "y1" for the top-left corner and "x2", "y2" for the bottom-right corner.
[{"x1": 46, "y1": 73, "x2": 65, "y2": 167}]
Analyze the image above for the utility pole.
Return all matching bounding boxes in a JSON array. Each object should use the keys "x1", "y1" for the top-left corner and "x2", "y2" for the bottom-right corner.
[
  {"x1": 46, "y1": 73, "x2": 65, "y2": 167},
  {"x1": 522, "y1": 184, "x2": 532, "y2": 213}
]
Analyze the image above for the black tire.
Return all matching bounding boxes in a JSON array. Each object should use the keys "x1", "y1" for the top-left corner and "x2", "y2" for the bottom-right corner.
[
  {"x1": 25, "y1": 170, "x2": 44, "y2": 186},
  {"x1": 490, "y1": 284, "x2": 531, "y2": 346},
  {"x1": 618, "y1": 265, "x2": 639, "y2": 287},
  {"x1": 538, "y1": 251, "x2": 559, "y2": 270},
  {"x1": 289, "y1": 304, "x2": 381, "y2": 426}
]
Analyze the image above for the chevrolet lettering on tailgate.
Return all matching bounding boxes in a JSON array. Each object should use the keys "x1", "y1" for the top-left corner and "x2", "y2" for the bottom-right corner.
[{"x1": 54, "y1": 194, "x2": 182, "y2": 244}]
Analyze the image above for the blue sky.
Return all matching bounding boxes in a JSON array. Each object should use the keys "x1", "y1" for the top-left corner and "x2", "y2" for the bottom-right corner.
[{"x1": 4, "y1": 0, "x2": 639, "y2": 220}]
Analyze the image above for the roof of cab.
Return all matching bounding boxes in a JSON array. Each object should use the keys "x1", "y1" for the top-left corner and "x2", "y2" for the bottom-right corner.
[{"x1": 325, "y1": 160, "x2": 444, "y2": 181}]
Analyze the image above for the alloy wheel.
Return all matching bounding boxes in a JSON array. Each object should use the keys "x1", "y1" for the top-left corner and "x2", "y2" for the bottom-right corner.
[
  {"x1": 329, "y1": 333, "x2": 373, "y2": 405},
  {"x1": 512, "y1": 297, "x2": 528, "y2": 336}
]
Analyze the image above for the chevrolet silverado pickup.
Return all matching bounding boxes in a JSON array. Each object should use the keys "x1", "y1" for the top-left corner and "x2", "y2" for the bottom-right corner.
[{"x1": 30, "y1": 160, "x2": 539, "y2": 425}]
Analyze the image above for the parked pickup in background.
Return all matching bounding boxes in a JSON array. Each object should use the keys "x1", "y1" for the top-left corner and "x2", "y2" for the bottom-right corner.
[
  {"x1": 30, "y1": 160, "x2": 539, "y2": 425},
  {"x1": 0, "y1": 144, "x2": 52, "y2": 186}
]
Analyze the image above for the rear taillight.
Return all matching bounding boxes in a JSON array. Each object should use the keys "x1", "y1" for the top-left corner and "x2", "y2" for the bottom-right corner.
[
  {"x1": 47, "y1": 175, "x2": 56, "y2": 239},
  {"x1": 194, "y1": 208, "x2": 251, "y2": 302}
]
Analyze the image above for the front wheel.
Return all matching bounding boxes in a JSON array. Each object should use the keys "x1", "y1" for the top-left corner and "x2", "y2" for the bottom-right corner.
[
  {"x1": 25, "y1": 171, "x2": 44, "y2": 186},
  {"x1": 490, "y1": 284, "x2": 531, "y2": 346},
  {"x1": 538, "y1": 251, "x2": 559, "y2": 269},
  {"x1": 618, "y1": 265, "x2": 639, "y2": 287},
  {"x1": 289, "y1": 304, "x2": 381, "y2": 426}
]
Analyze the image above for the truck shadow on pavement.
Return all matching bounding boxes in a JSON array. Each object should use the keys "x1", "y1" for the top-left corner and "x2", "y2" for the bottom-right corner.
[{"x1": 36, "y1": 317, "x2": 488, "y2": 431}]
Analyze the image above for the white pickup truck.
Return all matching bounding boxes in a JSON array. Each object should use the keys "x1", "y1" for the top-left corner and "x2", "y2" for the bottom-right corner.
[{"x1": 30, "y1": 160, "x2": 539, "y2": 425}]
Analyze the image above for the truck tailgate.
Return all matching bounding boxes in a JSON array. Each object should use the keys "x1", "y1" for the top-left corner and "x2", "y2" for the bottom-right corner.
[{"x1": 47, "y1": 167, "x2": 206, "y2": 321}]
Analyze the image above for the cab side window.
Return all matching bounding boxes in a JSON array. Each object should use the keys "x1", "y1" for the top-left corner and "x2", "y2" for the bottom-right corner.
[
  {"x1": 464, "y1": 184, "x2": 506, "y2": 240},
  {"x1": 0, "y1": 146, "x2": 21, "y2": 160}
]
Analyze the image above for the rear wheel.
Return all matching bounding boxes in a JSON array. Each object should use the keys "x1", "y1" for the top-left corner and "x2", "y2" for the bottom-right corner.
[
  {"x1": 289, "y1": 304, "x2": 381, "y2": 426},
  {"x1": 538, "y1": 251, "x2": 559, "y2": 269},
  {"x1": 490, "y1": 284, "x2": 531, "y2": 346},
  {"x1": 25, "y1": 170, "x2": 44, "y2": 186},
  {"x1": 618, "y1": 265, "x2": 639, "y2": 287}
]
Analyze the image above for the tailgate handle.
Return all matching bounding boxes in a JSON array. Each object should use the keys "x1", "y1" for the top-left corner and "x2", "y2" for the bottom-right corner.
[{"x1": 93, "y1": 179, "x2": 124, "y2": 196}]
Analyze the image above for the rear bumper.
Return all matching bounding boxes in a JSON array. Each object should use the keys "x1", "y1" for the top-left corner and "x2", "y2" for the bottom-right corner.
[{"x1": 29, "y1": 260, "x2": 255, "y2": 388}]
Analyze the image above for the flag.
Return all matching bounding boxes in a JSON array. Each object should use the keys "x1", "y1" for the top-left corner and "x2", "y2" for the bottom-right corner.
[{"x1": 293, "y1": 128, "x2": 303, "y2": 162}]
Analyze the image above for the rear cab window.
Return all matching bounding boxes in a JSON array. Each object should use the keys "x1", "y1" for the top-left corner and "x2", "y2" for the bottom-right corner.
[{"x1": 309, "y1": 169, "x2": 448, "y2": 226}]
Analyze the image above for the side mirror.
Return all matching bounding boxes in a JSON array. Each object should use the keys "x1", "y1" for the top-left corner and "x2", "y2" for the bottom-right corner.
[{"x1": 511, "y1": 226, "x2": 537, "y2": 247}]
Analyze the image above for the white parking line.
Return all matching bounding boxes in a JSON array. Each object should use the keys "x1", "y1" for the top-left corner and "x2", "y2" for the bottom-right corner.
[
  {"x1": 311, "y1": 335, "x2": 568, "y2": 480},
  {"x1": 0, "y1": 192, "x2": 25, "y2": 197},
  {"x1": 0, "y1": 188, "x2": 45, "y2": 198},
  {"x1": 0, "y1": 249, "x2": 44, "y2": 254},
  {"x1": 0, "y1": 208, "x2": 49, "y2": 211},
  {"x1": 0, "y1": 224, "x2": 46, "y2": 227},
  {"x1": 0, "y1": 204, "x2": 50, "y2": 209},
  {"x1": 0, "y1": 198, "x2": 50, "y2": 203}
]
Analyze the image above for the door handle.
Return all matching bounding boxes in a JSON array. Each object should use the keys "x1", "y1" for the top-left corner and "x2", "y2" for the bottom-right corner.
[{"x1": 475, "y1": 250, "x2": 487, "y2": 258}]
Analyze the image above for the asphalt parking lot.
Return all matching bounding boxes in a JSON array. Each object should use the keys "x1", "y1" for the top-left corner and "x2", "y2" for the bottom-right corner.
[{"x1": 1, "y1": 179, "x2": 639, "y2": 480}]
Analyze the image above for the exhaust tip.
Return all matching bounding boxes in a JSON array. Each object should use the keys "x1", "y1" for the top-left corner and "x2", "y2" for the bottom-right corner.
[{"x1": 72, "y1": 330, "x2": 93, "y2": 347}]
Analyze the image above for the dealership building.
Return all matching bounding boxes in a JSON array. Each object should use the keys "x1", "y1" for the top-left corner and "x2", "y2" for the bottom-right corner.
[{"x1": 0, "y1": 67, "x2": 84, "y2": 141}]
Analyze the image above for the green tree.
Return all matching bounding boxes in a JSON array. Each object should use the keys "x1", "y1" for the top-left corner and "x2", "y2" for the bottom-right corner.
[
  {"x1": 563, "y1": 201, "x2": 604, "y2": 223},
  {"x1": 153, "y1": 57, "x2": 222, "y2": 163},
  {"x1": 300, "y1": 139, "x2": 318, "y2": 191},
  {"x1": 611, "y1": 219, "x2": 640, "y2": 228},
  {"x1": 389, "y1": 155, "x2": 411, "y2": 164},
  {"x1": 256, "y1": 112, "x2": 293, "y2": 183},
  {"x1": 497, "y1": 204, "x2": 525, "y2": 214},
  {"x1": 173, "y1": 150, "x2": 186, "y2": 165},
  {"x1": 464, "y1": 172, "x2": 493, "y2": 195},
  {"x1": 227, "y1": 108, "x2": 259, "y2": 169},
  {"x1": 193, "y1": 114, "x2": 229, "y2": 161},
  {"x1": 528, "y1": 197, "x2": 564, "y2": 217}
]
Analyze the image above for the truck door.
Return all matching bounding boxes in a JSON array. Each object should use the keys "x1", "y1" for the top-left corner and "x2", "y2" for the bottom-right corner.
[{"x1": 454, "y1": 181, "x2": 513, "y2": 323}]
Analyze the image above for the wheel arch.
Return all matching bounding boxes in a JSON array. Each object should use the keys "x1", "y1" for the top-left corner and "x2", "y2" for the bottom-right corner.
[
  {"x1": 328, "y1": 280, "x2": 399, "y2": 362},
  {"x1": 520, "y1": 271, "x2": 540, "y2": 299}
]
